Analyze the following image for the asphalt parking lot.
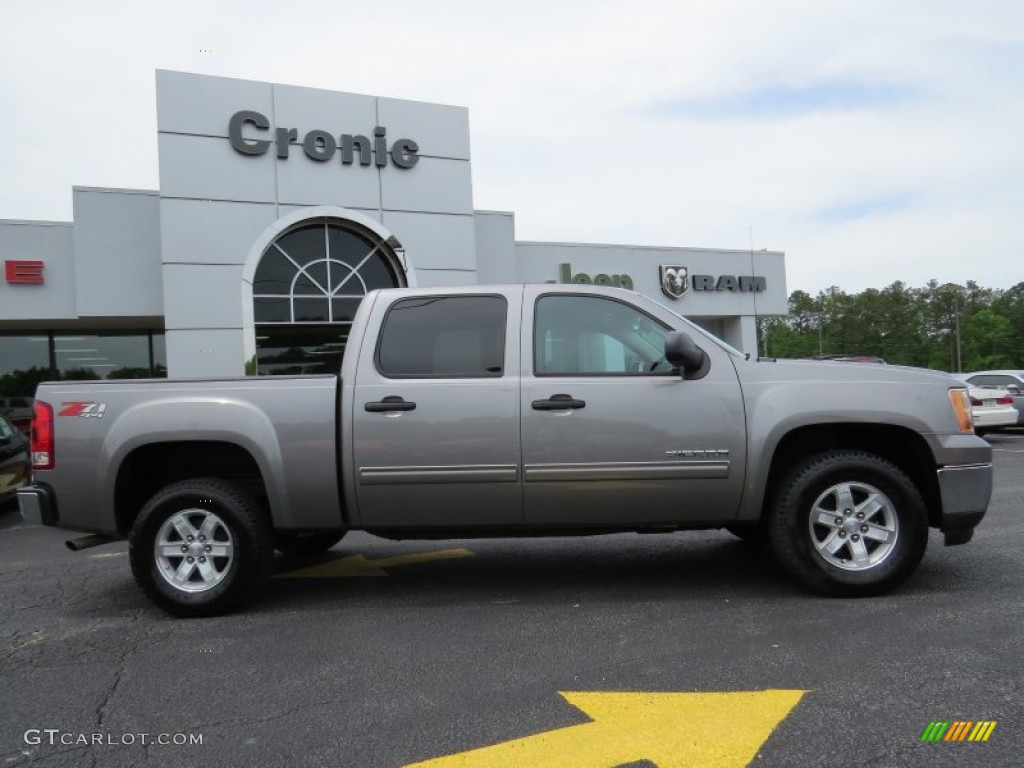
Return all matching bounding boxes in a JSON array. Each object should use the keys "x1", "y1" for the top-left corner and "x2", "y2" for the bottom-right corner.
[{"x1": 2, "y1": 433, "x2": 1022, "y2": 767}]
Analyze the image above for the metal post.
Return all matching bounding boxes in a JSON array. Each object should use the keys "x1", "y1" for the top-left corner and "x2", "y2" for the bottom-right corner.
[{"x1": 954, "y1": 295, "x2": 962, "y2": 372}]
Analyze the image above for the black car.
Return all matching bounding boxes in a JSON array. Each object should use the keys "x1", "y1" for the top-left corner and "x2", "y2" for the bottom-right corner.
[{"x1": 0, "y1": 414, "x2": 29, "y2": 509}]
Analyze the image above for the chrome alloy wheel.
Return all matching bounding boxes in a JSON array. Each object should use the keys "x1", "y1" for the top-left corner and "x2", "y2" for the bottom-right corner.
[
  {"x1": 154, "y1": 509, "x2": 235, "y2": 593},
  {"x1": 808, "y1": 481, "x2": 899, "y2": 571}
]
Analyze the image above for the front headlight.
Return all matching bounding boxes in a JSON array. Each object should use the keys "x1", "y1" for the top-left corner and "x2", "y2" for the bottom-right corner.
[{"x1": 948, "y1": 388, "x2": 974, "y2": 434}]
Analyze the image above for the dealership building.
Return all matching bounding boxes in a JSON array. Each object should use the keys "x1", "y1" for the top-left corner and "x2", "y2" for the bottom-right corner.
[{"x1": 0, "y1": 70, "x2": 786, "y2": 391}]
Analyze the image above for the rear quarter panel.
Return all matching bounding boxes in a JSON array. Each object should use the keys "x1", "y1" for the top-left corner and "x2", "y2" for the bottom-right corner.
[{"x1": 34, "y1": 376, "x2": 340, "y2": 534}]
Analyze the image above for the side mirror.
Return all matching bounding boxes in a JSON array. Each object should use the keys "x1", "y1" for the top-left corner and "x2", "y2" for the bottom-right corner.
[{"x1": 664, "y1": 331, "x2": 710, "y2": 380}]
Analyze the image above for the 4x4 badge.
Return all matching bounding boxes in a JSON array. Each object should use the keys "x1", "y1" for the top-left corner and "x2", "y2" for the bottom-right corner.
[{"x1": 58, "y1": 401, "x2": 107, "y2": 419}]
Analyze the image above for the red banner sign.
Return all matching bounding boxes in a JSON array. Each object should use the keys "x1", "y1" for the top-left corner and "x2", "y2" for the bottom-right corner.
[{"x1": 4, "y1": 260, "x2": 44, "y2": 284}]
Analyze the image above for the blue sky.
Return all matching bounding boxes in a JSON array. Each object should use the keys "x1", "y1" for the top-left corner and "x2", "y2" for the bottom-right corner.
[{"x1": 1, "y1": 0, "x2": 1021, "y2": 294}]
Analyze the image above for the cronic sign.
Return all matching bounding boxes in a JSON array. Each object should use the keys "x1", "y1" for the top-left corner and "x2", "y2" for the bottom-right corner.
[{"x1": 228, "y1": 110, "x2": 420, "y2": 169}]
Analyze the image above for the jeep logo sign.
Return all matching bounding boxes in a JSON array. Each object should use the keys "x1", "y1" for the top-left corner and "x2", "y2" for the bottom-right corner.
[
  {"x1": 557, "y1": 263, "x2": 634, "y2": 289},
  {"x1": 228, "y1": 110, "x2": 420, "y2": 168}
]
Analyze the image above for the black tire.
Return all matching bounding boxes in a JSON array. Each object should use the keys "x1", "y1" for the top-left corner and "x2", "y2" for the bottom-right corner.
[
  {"x1": 767, "y1": 450, "x2": 928, "y2": 597},
  {"x1": 129, "y1": 478, "x2": 274, "y2": 617},
  {"x1": 273, "y1": 530, "x2": 346, "y2": 556}
]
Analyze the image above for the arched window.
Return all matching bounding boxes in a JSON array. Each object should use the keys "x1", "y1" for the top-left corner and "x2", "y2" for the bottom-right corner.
[{"x1": 252, "y1": 219, "x2": 404, "y2": 375}]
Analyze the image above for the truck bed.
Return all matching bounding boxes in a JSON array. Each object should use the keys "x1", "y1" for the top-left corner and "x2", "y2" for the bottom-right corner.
[{"x1": 32, "y1": 374, "x2": 342, "y2": 534}]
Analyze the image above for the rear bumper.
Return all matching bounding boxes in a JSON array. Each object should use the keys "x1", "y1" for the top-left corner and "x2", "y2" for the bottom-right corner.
[
  {"x1": 935, "y1": 463, "x2": 992, "y2": 545},
  {"x1": 972, "y1": 407, "x2": 1017, "y2": 430},
  {"x1": 17, "y1": 485, "x2": 58, "y2": 526}
]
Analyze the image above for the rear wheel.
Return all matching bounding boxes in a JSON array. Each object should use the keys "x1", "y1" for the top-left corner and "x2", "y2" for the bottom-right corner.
[
  {"x1": 768, "y1": 450, "x2": 928, "y2": 596},
  {"x1": 129, "y1": 478, "x2": 273, "y2": 617},
  {"x1": 273, "y1": 530, "x2": 345, "y2": 556}
]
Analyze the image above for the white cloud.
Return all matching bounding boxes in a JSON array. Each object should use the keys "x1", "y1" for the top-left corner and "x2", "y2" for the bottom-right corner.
[{"x1": 1, "y1": 0, "x2": 1021, "y2": 293}]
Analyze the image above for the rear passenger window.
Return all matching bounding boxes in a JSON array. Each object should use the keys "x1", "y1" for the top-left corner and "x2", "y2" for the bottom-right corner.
[{"x1": 376, "y1": 296, "x2": 506, "y2": 378}]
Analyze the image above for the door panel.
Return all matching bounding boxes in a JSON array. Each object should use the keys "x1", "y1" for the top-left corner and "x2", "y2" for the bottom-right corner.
[
  {"x1": 520, "y1": 290, "x2": 746, "y2": 527},
  {"x1": 352, "y1": 292, "x2": 523, "y2": 527}
]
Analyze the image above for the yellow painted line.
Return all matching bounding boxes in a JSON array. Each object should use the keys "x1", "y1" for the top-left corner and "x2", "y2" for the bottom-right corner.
[
  {"x1": 404, "y1": 689, "x2": 808, "y2": 768},
  {"x1": 8, "y1": 630, "x2": 44, "y2": 652},
  {"x1": 275, "y1": 548, "x2": 474, "y2": 579}
]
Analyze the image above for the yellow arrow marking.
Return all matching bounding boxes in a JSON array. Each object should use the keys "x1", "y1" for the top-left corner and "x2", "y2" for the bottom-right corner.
[
  {"x1": 275, "y1": 548, "x2": 474, "y2": 579},
  {"x1": 405, "y1": 689, "x2": 807, "y2": 768}
]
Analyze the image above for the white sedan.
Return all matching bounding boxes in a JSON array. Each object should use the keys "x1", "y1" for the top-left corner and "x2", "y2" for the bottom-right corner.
[{"x1": 968, "y1": 387, "x2": 1018, "y2": 434}]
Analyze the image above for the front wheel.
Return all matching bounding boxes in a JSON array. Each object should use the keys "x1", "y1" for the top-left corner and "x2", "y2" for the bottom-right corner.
[
  {"x1": 129, "y1": 478, "x2": 274, "y2": 617},
  {"x1": 767, "y1": 451, "x2": 928, "y2": 596}
]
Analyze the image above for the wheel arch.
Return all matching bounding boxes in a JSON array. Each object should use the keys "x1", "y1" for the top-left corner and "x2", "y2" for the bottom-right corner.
[
  {"x1": 114, "y1": 441, "x2": 271, "y2": 536},
  {"x1": 756, "y1": 424, "x2": 941, "y2": 528}
]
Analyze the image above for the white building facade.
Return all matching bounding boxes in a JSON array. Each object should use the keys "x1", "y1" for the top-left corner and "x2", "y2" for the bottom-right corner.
[{"x1": 0, "y1": 71, "x2": 785, "y2": 392}]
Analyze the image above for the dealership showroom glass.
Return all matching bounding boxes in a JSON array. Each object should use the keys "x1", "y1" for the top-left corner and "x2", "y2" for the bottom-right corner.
[{"x1": 0, "y1": 70, "x2": 786, "y2": 409}]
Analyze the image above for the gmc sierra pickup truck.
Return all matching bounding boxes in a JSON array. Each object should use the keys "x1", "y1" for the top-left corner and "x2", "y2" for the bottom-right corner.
[{"x1": 18, "y1": 284, "x2": 992, "y2": 616}]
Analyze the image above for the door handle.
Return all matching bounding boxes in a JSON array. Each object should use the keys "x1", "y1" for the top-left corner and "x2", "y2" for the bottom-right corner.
[
  {"x1": 532, "y1": 393, "x2": 586, "y2": 411},
  {"x1": 365, "y1": 396, "x2": 417, "y2": 413}
]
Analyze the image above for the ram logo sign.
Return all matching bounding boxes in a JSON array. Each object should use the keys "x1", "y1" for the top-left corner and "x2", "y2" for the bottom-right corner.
[{"x1": 660, "y1": 265, "x2": 689, "y2": 299}]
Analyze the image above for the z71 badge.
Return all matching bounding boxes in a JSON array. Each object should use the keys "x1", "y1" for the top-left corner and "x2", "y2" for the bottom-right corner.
[{"x1": 58, "y1": 401, "x2": 107, "y2": 419}]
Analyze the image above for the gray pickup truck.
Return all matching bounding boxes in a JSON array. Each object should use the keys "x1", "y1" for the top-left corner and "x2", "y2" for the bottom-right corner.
[{"x1": 18, "y1": 284, "x2": 992, "y2": 616}]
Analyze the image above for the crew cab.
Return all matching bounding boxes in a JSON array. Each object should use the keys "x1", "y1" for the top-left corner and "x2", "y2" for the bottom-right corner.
[{"x1": 18, "y1": 285, "x2": 993, "y2": 615}]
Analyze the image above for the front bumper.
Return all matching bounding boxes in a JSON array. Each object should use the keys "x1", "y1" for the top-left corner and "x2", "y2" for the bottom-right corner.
[
  {"x1": 17, "y1": 485, "x2": 58, "y2": 526},
  {"x1": 935, "y1": 463, "x2": 992, "y2": 545}
]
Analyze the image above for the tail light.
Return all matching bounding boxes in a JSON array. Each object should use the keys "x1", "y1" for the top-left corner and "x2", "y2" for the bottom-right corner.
[
  {"x1": 31, "y1": 401, "x2": 54, "y2": 470},
  {"x1": 969, "y1": 397, "x2": 983, "y2": 406},
  {"x1": 997, "y1": 395, "x2": 1014, "y2": 405}
]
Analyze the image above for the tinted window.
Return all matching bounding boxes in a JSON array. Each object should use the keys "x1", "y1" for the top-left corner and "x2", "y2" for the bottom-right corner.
[
  {"x1": 54, "y1": 333, "x2": 151, "y2": 380},
  {"x1": 377, "y1": 296, "x2": 506, "y2": 378},
  {"x1": 534, "y1": 295, "x2": 673, "y2": 375},
  {"x1": 968, "y1": 375, "x2": 1014, "y2": 387}
]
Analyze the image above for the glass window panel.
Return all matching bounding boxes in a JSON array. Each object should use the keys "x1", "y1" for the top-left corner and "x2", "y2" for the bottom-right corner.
[
  {"x1": 534, "y1": 296, "x2": 671, "y2": 375},
  {"x1": 151, "y1": 332, "x2": 167, "y2": 378},
  {"x1": 293, "y1": 272, "x2": 323, "y2": 296},
  {"x1": 252, "y1": 249, "x2": 295, "y2": 295},
  {"x1": 377, "y1": 296, "x2": 506, "y2": 378},
  {"x1": 254, "y1": 325, "x2": 348, "y2": 376},
  {"x1": 54, "y1": 333, "x2": 150, "y2": 380},
  {"x1": 325, "y1": 227, "x2": 376, "y2": 270},
  {"x1": 303, "y1": 261, "x2": 330, "y2": 293},
  {"x1": 331, "y1": 298, "x2": 363, "y2": 323},
  {"x1": 274, "y1": 224, "x2": 326, "y2": 267},
  {"x1": 254, "y1": 297, "x2": 291, "y2": 323},
  {"x1": 349, "y1": 255, "x2": 398, "y2": 293},
  {"x1": 0, "y1": 334, "x2": 52, "y2": 398},
  {"x1": 293, "y1": 298, "x2": 330, "y2": 323}
]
